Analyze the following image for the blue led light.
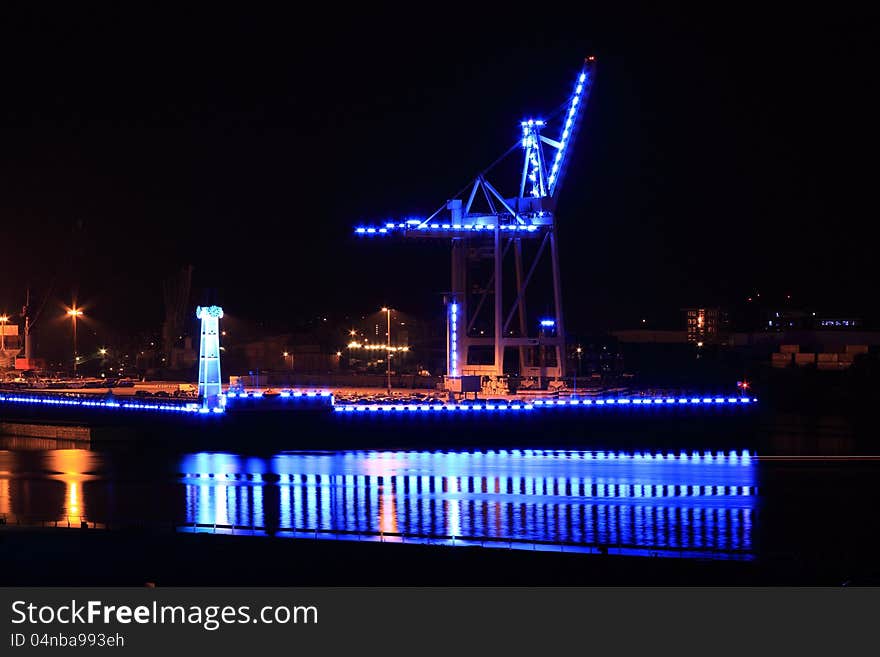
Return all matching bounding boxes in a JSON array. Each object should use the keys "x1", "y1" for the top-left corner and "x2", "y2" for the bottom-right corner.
[
  {"x1": 329, "y1": 395, "x2": 756, "y2": 414},
  {"x1": 354, "y1": 223, "x2": 544, "y2": 237},
  {"x1": 0, "y1": 393, "x2": 219, "y2": 415},
  {"x1": 2, "y1": 389, "x2": 756, "y2": 420},
  {"x1": 449, "y1": 302, "x2": 459, "y2": 377},
  {"x1": 548, "y1": 65, "x2": 592, "y2": 194}
]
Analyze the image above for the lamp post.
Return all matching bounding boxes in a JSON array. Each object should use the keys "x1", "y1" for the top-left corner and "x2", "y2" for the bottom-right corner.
[
  {"x1": 98, "y1": 348, "x2": 108, "y2": 380},
  {"x1": 381, "y1": 307, "x2": 391, "y2": 395},
  {"x1": 67, "y1": 307, "x2": 83, "y2": 375},
  {"x1": 348, "y1": 329, "x2": 357, "y2": 370},
  {"x1": 574, "y1": 346, "x2": 582, "y2": 398},
  {"x1": 0, "y1": 315, "x2": 8, "y2": 352}
]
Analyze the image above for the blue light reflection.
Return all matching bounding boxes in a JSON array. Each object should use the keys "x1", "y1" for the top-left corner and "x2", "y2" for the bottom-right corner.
[{"x1": 180, "y1": 449, "x2": 756, "y2": 560}]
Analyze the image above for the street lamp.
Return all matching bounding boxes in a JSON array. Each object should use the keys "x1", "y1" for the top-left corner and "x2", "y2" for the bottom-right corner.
[
  {"x1": 381, "y1": 307, "x2": 391, "y2": 394},
  {"x1": 575, "y1": 346, "x2": 582, "y2": 397},
  {"x1": 347, "y1": 330, "x2": 357, "y2": 370},
  {"x1": 67, "y1": 307, "x2": 84, "y2": 375},
  {"x1": 99, "y1": 347, "x2": 108, "y2": 357},
  {"x1": 0, "y1": 315, "x2": 8, "y2": 352}
]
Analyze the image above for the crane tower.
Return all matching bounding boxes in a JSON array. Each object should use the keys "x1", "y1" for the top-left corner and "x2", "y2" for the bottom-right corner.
[{"x1": 356, "y1": 58, "x2": 596, "y2": 390}]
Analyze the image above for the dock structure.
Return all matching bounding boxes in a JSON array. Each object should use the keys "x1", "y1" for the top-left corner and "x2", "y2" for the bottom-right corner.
[
  {"x1": 1, "y1": 387, "x2": 756, "y2": 417},
  {"x1": 1, "y1": 298, "x2": 757, "y2": 433}
]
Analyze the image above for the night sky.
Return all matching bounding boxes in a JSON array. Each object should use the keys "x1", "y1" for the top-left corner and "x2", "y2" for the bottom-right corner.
[{"x1": 0, "y1": 7, "x2": 875, "y2": 356}]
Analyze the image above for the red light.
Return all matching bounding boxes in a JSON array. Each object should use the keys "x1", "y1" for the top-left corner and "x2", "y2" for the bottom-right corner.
[{"x1": 587, "y1": 56, "x2": 596, "y2": 62}]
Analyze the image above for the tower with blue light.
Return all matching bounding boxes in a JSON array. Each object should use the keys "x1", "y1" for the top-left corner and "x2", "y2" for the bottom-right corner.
[
  {"x1": 355, "y1": 58, "x2": 596, "y2": 388},
  {"x1": 196, "y1": 305, "x2": 223, "y2": 409}
]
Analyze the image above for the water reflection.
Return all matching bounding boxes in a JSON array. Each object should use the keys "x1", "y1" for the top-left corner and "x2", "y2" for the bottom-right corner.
[
  {"x1": 0, "y1": 449, "x2": 98, "y2": 522},
  {"x1": 179, "y1": 450, "x2": 756, "y2": 557}
]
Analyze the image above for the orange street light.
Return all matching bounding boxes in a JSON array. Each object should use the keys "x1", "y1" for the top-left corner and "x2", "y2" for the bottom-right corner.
[
  {"x1": 381, "y1": 307, "x2": 392, "y2": 394},
  {"x1": 67, "y1": 307, "x2": 84, "y2": 375},
  {"x1": 0, "y1": 314, "x2": 8, "y2": 352}
]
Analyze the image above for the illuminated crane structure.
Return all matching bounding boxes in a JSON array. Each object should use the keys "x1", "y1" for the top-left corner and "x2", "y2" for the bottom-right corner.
[{"x1": 355, "y1": 58, "x2": 596, "y2": 388}]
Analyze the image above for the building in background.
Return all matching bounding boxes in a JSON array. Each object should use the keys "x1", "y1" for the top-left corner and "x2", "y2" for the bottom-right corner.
[
  {"x1": 684, "y1": 307, "x2": 728, "y2": 345},
  {"x1": 0, "y1": 323, "x2": 22, "y2": 369},
  {"x1": 815, "y1": 317, "x2": 861, "y2": 329},
  {"x1": 765, "y1": 309, "x2": 809, "y2": 331}
]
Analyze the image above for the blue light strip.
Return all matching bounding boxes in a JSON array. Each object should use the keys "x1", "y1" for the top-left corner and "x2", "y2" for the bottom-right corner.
[
  {"x1": 355, "y1": 223, "x2": 541, "y2": 236},
  {"x1": 0, "y1": 393, "x2": 222, "y2": 414},
  {"x1": 1, "y1": 391, "x2": 756, "y2": 418},
  {"x1": 449, "y1": 302, "x2": 459, "y2": 377},
  {"x1": 334, "y1": 403, "x2": 532, "y2": 413},
  {"x1": 548, "y1": 64, "x2": 592, "y2": 194},
  {"x1": 520, "y1": 119, "x2": 547, "y2": 198},
  {"x1": 531, "y1": 397, "x2": 754, "y2": 406},
  {"x1": 332, "y1": 397, "x2": 756, "y2": 413},
  {"x1": 225, "y1": 390, "x2": 333, "y2": 399}
]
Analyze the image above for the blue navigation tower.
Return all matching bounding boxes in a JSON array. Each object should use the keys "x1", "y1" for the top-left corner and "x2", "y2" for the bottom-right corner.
[{"x1": 196, "y1": 305, "x2": 224, "y2": 409}]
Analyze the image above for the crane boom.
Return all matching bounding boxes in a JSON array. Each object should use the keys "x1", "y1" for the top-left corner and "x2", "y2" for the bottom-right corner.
[{"x1": 548, "y1": 56, "x2": 596, "y2": 199}]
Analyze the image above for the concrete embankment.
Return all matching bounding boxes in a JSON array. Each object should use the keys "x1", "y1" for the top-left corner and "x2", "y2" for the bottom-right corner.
[{"x1": 0, "y1": 421, "x2": 90, "y2": 443}]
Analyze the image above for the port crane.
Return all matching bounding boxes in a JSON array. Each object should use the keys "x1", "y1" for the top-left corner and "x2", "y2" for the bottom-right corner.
[{"x1": 356, "y1": 58, "x2": 596, "y2": 390}]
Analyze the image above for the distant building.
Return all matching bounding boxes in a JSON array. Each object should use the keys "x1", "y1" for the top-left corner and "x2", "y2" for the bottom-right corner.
[
  {"x1": 816, "y1": 317, "x2": 861, "y2": 329},
  {"x1": 0, "y1": 323, "x2": 22, "y2": 369},
  {"x1": 766, "y1": 309, "x2": 809, "y2": 331},
  {"x1": 227, "y1": 336, "x2": 341, "y2": 374},
  {"x1": 612, "y1": 329, "x2": 688, "y2": 344},
  {"x1": 683, "y1": 308, "x2": 727, "y2": 345},
  {"x1": 765, "y1": 309, "x2": 862, "y2": 331},
  {"x1": 169, "y1": 337, "x2": 198, "y2": 369}
]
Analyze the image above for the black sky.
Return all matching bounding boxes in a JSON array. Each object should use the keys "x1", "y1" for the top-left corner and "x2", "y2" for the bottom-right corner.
[{"x1": 0, "y1": 6, "x2": 876, "y2": 355}]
